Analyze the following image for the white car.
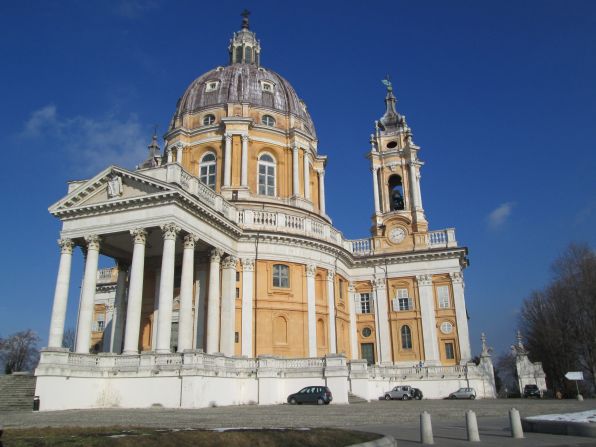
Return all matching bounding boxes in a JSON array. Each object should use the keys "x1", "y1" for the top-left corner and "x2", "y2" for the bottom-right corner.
[
  {"x1": 448, "y1": 387, "x2": 476, "y2": 400},
  {"x1": 384, "y1": 385, "x2": 419, "y2": 400}
]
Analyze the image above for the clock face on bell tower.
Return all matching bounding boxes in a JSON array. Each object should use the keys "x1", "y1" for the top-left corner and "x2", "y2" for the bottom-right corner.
[{"x1": 388, "y1": 227, "x2": 406, "y2": 244}]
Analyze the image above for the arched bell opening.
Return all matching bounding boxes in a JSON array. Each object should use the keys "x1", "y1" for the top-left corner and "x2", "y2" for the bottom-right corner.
[{"x1": 388, "y1": 175, "x2": 405, "y2": 211}]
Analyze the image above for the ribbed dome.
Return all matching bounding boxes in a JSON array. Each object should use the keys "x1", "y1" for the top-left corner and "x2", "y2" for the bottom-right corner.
[{"x1": 172, "y1": 63, "x2": 316, "y2": 137}]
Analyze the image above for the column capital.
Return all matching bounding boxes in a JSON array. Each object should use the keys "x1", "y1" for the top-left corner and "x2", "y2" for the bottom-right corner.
[
  {"x1": 370, "y1": 165, "x2": 380, "y2": 173},
  {"x1": 316, "y1": 168, "x2": 325, "y2": 177},
  {"x1": 210, "y1": 248, "x2": 224, "y2": 262},
  {"x1": 84, "y1": 235, "x2": 101, "y2": 251},
  {"x1": 130, "y1": 228, "x2": 148, "y2": 244},
  {"x1": 116, "y1": 260, "x2": 130, "y2": 272},
  {"x1": 183, "y1": 233, "x2": 199, "y2": 249},
  {"x1": 224, "y1": 133, "x2": 233, "y2": 141},
  {"x1": 306, "y1": 264, "x2": 317, "y2": 277},
  {"x1": 348, "y1": 282, "x2": 356, "y2": 293},
  {"x1": 57, "y1": 238, "x2": 75, "y2": 254},
  {"x1": 241, "y1": 134, "x2": 249, "y2": 142},
  {"x1": 221, "y1": 255, "x2": 237, "y2": 269},
  {"x1": 241, "y1": 257, "x2": 255, "y2": 271},
  {"x1": 160, "y1": 223, "x2": 181, "y2": 240},
  {"x1": 326, "y1": 270, "x2": 335, "y2": 281},
  {"x1": 450, "y1": 271, "x2": 464, "y2": 285},
  {"x1": 416, "y1": 274, "x2": 433, "y2": 287},
  {"x1": 372, "y1": 277, "x2": 385, "y2": 290},
  {"x1": 292, "y1": 143, "x2": 299, "y2": 152}
]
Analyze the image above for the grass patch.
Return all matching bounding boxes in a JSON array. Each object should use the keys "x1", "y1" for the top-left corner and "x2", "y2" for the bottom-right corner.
[{"x1": 1, "y1": 427, "x2": 380, "y2": 447}]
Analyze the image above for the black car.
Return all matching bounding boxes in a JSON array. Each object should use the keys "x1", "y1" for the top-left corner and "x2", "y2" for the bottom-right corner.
[
  {"x1": 287, "y1": 386, "x2": 333, "y2": 405},
  {"x1": 523, "y1": 384, "x2": 542, "y2": 398}
]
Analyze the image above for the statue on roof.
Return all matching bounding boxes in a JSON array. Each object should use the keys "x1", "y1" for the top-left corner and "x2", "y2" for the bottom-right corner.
[
  {"x1": 241, "y1": 9, "x2": 250, "y2": 29},
  {"x1": 381, "y1": 74, "x2": 393, "y2": 92}
]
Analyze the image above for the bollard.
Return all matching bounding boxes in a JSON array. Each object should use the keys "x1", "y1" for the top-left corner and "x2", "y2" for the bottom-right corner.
[
  {"x1": 509, "y1": 408, "x2": 524, "y2": 439},
  {"x1": 466, "y1": 410, "x2": 480, "y2": 442},
  {"x1": 420, "y1": 411, "x2": 434, "y2": 445},
  {"x1": 577, "y1": 394, "x2": 584, "y2": 401}
]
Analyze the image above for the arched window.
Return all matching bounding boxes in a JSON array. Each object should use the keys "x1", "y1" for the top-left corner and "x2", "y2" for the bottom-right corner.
[
  {"x1": 199, "y1": 152, "x2": 216, "y2": 190},
  {"x1": 401, "y1": 325, "x2": 412, "y2": 350},
  {"x1": 272, "y1": 264, "x2": 289, "y2": 288},
  {"x1": 235, "y1": 46, "x2": 242, "y2": 63},
  {"x1": 258, "y1": 153, "x2": 275, "y2": 196},
  {"x1": 245, "y1": 47, "x2": 252, "y2": 64},
  {"x1": 388, "y1": 175, "x2": 405, "y2": 211},
  {"x1": 317, "y1": 319, "x2": 326, "y2": 347},
  {"x1": 203, "y1": 114, "x2": 215, "y2": 126},
  {"x1": 262, "y1": 115, "x2": 276, "y2": 127}
]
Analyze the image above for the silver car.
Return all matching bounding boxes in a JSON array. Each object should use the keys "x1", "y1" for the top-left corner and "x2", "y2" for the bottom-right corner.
[
  {"x1": 384, "y1": 385, "x2": 414, "y2": 400},
  {"x1": 448, "y1": 387, "x2": 476, "y2": 400}
]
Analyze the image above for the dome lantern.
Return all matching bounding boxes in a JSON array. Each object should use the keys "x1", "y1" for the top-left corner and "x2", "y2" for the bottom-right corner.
[{"x1": 228, "y1": 10, "x2": 261, "y2": 66}]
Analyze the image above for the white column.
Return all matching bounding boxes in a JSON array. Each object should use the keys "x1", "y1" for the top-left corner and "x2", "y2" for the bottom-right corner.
[
  {"x1": 223, "y1": 133, "x2": 232, "y2": 187},
  {"x1": 451, "y1": 272, "x2": 472, "y2": 363},
  {"x1": 373, "y1": 277, "x2": 391, "y2": 364},
  {"x1": 303, "y1": 150, "x2": 310, "y2": 201},
  {"x1": 175, "y1": 144, "x2": 183, "y2": 164},
  {"x1": 75, "y1": 235, "x2": 101, "y2": 353},
  {"x1": 348, "y1": 282, "x2": 358, "y2": 360},
  {"x1": 122, "y1": 228, "x2": 147, "y2": 354},
  {"x1": 306, "y1": 264, "x2": 317, "y2": 357},
  {"x1": 194, "y1": 268, "x2": 207, "y2": 350},
  {"x1": 326, "y1": 270, "x2": 337, "y2": 354},
  {"x1": 220, "y1": 255, "x2": 237, "y2": 356},
  {"x1": 155, "y1": 223, "x2": 180, "y2": 353},
  {"x1": 109, "y1": 263, "x2": 128, "y2": 353},
  {"x1": 416, "y1": 168, "x2": 424, "y2": 209},
  {"x1": 371, "y1": 166, "x2": 381, "y2": 214},
  {"x1": 48, "y1": 238, "x2": 75, "y2": 349},
  {"x1": 241, "y1": 258, "x2": 255, "y2": 356},
  {"x1": 417, "y1": 274, "x2": 440, "y2": 364},
  {"x1": 151, "y1": 269, "x2": 160, "y2": 350},
  {"x1": 241, "y1": 135, "x2": 249, "y2": 187},
  {"x1": 206, "y1": 248, "x2": 223, "y2": 353},
  {"x1": 408, "y1": 162, "x2": 419, "y2": 210},
  {"x1": 292, "y1": 144, "x2": 299, "y2": 196},
  {"x1": 177, "y1": 234, "x2": 197, "y2": 352},
  {"x1": 318, "y1": 169, "x2": 326, "y2": 214}
]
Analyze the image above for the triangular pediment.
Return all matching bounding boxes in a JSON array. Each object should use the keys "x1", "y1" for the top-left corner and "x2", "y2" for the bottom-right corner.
[{"x1": 49, "y1": 166, "x2": 175, "y2": 214}]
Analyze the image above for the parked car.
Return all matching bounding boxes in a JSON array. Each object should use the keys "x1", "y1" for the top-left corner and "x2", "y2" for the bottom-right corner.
[
  {"x1": 383, "y1": 385, "x2": 423, "y2": 400},
  {"x1": 287, "y1": 386, "x2": 333, "y2": 405},
  {"x1": 523, "y1": 384, "x2": 542, "y2": 398},
  {"x1": 448, "y1": 387, "x2": 476, "y2": 400}
]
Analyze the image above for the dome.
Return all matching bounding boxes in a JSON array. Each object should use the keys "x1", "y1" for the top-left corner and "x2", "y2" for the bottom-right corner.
[{"x1": 172, "y1": 64, "x2": 316, "y2": 138}]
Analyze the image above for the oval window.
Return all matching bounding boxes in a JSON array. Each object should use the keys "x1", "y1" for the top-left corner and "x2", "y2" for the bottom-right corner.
[
  {"x1": 440, "y1": 321, "x2": 453, "y2": 334},
  {"x1": 386, "y1": 141, "x2": 398, "y2": 149},
  {"x1": 362, "y1": 327, "x2": 372, "y2": 338},
  {"x1": 262, "y1": 115, "x2": 276, "y2": 126},
  {"x1": 203, "y1": 114, "x2": 215, "y2": 126}
]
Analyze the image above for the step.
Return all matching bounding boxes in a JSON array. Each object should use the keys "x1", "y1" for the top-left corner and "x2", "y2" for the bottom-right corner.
[{"x1": 348, "y1": 392, "x2": 368, "y2": 404}]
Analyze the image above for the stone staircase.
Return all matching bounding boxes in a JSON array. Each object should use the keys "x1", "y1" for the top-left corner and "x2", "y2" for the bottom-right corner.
[
  {"x1": 348, "y1": 391, "x2": 368, "y2": 404},
  {"x1": 0, "y1": 373, "x2": 36, "y2": 411}
]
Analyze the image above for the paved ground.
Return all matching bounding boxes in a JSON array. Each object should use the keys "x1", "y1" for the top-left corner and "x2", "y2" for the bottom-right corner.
[{"x1": 1, "y1": 398, "x2": 594, "y2": 446}]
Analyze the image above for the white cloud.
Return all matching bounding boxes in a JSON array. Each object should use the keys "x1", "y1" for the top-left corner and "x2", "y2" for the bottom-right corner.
[
  {"x1": 487, "y1": 202, "x2": 515, "y2": 229},
  {"x1": 20, "y1": 105, "x2": 149, "y2": 175}
]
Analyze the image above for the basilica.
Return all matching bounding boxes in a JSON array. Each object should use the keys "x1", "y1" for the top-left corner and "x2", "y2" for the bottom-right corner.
[{"x1": 35, "y1": 16, "x2": 496, "y2": 410}]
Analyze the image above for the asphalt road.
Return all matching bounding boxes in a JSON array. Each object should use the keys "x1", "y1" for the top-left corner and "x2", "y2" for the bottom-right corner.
[{"x1": 1, "y1": 398, "x2": 594, "y2": 446}]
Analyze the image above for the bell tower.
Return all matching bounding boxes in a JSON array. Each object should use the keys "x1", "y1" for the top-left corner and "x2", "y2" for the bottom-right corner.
[{"x1": 368, "y1": 77, "x2": 429, "y2": 252}]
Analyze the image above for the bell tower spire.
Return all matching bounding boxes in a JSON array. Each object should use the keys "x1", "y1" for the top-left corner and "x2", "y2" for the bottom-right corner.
[
  {"x1": 229, "y1": 10, "x2": 261, "y2": 66},
  {"x1": 368, "y1": 77, "x2": 429, "y2": 252}
]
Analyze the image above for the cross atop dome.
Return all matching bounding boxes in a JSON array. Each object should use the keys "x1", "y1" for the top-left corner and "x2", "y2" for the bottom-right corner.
[{"x1": 229, "y1": 11, "x2": 261, "y2": 66}]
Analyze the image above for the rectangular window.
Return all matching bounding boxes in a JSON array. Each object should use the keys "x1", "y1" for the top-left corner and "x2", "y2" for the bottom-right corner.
[
  {"x1": 360, "y1": 293, "x2": 371, "y2": 314},
  {"x1": 272, "y1": 264, "x2": 289, "y2": 288},
  {"x1": 236, "y1": 272, "x2": 240, "y2": 282},
  {"x1": 438, "y1": 285, "x2": 450, "y2": 309},
  {"x1": 235, "y1": 332, "x2": 239, "y2": 343},
  {"x1": 445, "y1": 342, "x2": 455, "y2": 359},
  {"x1": 236, "y1": 287, "x2": 240, "y2": 299},
  {"x1": 338, "y1": 279, "x2": 344, "y2": 300},
  {"x1": 396, "y1": 288, "x2": 413, "y2": 311}
]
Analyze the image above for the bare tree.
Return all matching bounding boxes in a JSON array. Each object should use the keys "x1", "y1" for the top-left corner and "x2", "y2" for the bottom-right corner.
[
  {"x1": 495, "y1": 351, "x2": 518, "y2": 395},
  {"x1": 519, "y1": 243, "x2": 596, "y2": 394},
  {"x1": 62, "y1": 328, "x2": 75, "y2": 351},
  {"x1": 0, "y1": 330, "x2": 41, "y2": 374}
]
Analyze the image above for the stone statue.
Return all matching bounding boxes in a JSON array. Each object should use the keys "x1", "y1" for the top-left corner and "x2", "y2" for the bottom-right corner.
[
  {"x1": 107, "y1": 174, "x2": 123, "y2": 198},
  {"x1": 381, "y1": 75, "x2": 393, "y2": 92}
]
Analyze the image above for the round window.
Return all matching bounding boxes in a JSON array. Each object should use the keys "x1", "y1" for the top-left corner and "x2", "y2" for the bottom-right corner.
[
  {"x1": 203, "y1": 114, "x2": 215, "y2": 126},
  {"x1": 386, "y1": 141, "x2": 398, "y2": 149},
  {"x1": 362, "y1": 327, "x2": 372, "y2": 338},
  {"x1": 440, "y1": 322, "x2": 453, "y2": 334}
]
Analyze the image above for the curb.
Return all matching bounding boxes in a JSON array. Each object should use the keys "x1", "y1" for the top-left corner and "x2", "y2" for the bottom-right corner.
[
  {"x1": 348, "y1": 435, "x2": 397, "y2": 447},
  {"x1": 522, "y1": 418, "x2": 596, "y2": 438}
]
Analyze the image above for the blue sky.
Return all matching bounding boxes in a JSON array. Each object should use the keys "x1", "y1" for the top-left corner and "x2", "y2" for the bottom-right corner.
[{"x1": 1, "y1": 1, "x2": 595, "y2": 358}]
